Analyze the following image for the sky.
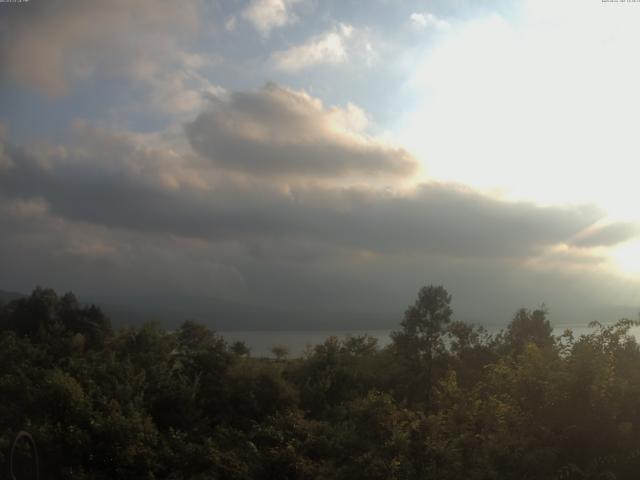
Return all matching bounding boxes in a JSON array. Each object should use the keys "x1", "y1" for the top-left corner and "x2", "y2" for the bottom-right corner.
[{"x1": 1, "y1": 0, "x2": 640, "y2": 330}]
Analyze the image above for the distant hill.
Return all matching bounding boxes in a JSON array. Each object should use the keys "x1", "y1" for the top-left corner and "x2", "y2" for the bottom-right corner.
[
  {"x1": 0, "y1": 288, "x2": 375, "y2": 331},
  {"x1": 97, "y1": 294, "x2": 395, "y2": 332}
]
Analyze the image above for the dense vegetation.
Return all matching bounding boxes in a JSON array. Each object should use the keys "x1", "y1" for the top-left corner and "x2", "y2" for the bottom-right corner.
[{"x1": 2, "y1": 286, "x2": 640, "y2": 479}]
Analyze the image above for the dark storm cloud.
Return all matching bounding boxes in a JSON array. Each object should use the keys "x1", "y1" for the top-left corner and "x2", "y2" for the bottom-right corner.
[
  {"x1": 0, "y1": 128, "x2": 602, "y2": 259},
  {"x1": 291, "y1": 185, "x2": 600, "y2": 257},
  {"x1": 185, "y1": 83, "x2": 418, "y2": 178},
  {"x1": 0, "y1": 195, "x2": 632, "y2": 331}
]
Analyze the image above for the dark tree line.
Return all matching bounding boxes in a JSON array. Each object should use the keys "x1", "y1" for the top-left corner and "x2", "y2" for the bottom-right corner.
[{"x1": 1, "y1": 286, "x2": 640, "y2": 479}]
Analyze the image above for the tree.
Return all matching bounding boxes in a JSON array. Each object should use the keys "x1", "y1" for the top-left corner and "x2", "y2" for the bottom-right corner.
[
  {"x1": 446, "y1": 321, "x2": 496, "y2": 388},
  {"x1": 271, "y1": 345, "x2": 289, "y2": 361},
  {"x1": 0, "y1": 286, "x2": 58, "y2": 336},
  {"x1": 391, "y1": 285, "x2": 453, "y2": 407},
  {"x1": 504, "y1": 306, "x2": 553, "y2": 354},
  {"x1": 0, "y1": 288, "x2": 112, "y2": 356},
  {"x1": 230, "y1": 340, "x2": 251, "y2": 358}
]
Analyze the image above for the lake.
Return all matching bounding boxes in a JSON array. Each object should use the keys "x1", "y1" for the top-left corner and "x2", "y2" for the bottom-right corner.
[{"x1": 220, "y1": 322, "x2": 640, "y2": 357}]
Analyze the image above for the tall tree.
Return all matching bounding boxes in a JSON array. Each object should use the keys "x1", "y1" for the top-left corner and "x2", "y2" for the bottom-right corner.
[{"x1": 391, "y1": 285, "x2": 453, "y2": 407}]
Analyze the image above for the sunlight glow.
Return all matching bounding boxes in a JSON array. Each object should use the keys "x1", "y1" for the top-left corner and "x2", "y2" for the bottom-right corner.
[
  {"x1": 397, "y1": 0, "x2": 640, "y2": 277},
  {"x1": 611, "y1": 240, "x2": 640, "y2": 278}
]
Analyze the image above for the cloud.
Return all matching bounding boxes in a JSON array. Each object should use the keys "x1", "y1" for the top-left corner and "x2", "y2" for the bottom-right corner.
[
  {"x1": 530, "y1": 246, "x2": 607, "y2": 268},
  {"x1": 285, "y1": 184, "x2": 602, "y2": 258},
  {"x1": 1, "y1": 0, "x2": 639, "y2": 330},
  {"x1": 410, "y1": 13, "x2": 450, "y2": 30},
  {"x1": 0, "y1": 196, "x2": 249, "y2": 304},
  {"x1": 0, "y1": 123, "x2": 605, "y2": 260},
  {"x1": 142, "y1": 67, "x2": 227, "y2": 119},
  {"x1": 272, "y1": 24, "x2": 354, "y2": 72},
  {"x1": 1, "y1": 119, "x2": 638, "y2": 328},
  {"x1": 241, "y1": 0, "x2": 301, "y2": 37},
  {"x1": 570, "y1": 222, "x2": 640, "y2": 248},
  {"x1": 0, "y1": 187, "x2": 635, "y2": 330},
  {"x1": 0, "y1": 0, "x2": 201, "y2": 97},
  {"x1": 185, "y1": 83, "x2": 417, "y2": 178},
  {"x1": 0, "y1": 124, "x2": 12, "y2": 172},
  {"x1": 225, "y1": 16, "x2": 237, "y2": 32}
]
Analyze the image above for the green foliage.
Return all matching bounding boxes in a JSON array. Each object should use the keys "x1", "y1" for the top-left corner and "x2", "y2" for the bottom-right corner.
[
  {"x1": 230, "y1": 340, "x2": 251, "y2": 358},
  {"x1": 2, "y1": 285, "x2": 640, "y2": 479},
  {"x1": 391, "y1": 285, "x2": 453, "y2": 407},
  {"x1": 392, "y1": 285, "x2": 453, "y2": 364},
  {"x1": 504, "y1": 305, "x2": 554, "y2": 354},
  {"x1": 271, "y1": 345, "x2": 290, "y2": 361}
]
